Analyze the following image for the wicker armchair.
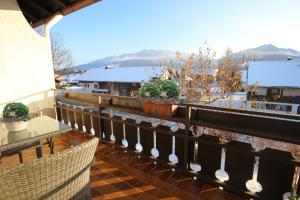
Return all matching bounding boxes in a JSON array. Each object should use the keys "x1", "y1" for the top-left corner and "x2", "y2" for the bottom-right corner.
[{"x1": 0, "y1": 137, "x2": 99, "y2": 200}]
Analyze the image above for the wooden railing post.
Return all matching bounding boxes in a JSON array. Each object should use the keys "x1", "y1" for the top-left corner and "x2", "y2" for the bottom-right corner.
[
  {"x1": 98, "y1": 96, "x2": 103, "y2": 140},
  {"x1": 183, "y1": 105, "x2": 192, "y2": 173}
]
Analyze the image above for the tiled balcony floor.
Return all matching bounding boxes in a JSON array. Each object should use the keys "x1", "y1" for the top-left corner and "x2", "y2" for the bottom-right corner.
[{"x1": 0, "y1": 132, "x2": 244, "y2": 200}]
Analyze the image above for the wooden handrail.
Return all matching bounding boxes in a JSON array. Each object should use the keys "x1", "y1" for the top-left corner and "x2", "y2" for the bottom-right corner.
[{"x1": 56, "y1": 89, "x2": 300, "y2": 144}]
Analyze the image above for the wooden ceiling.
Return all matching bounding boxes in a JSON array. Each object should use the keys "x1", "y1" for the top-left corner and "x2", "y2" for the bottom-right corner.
[{"x1": 17, "y1": 0, "x2": 100, "y2": 27}]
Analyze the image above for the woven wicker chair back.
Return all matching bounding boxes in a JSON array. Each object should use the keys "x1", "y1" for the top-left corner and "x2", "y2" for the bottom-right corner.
[{"x1": 0, "y1": 137, "x2": 99, "y2": 200}]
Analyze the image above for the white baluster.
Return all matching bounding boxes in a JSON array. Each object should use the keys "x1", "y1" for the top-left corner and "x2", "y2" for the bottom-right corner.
[
  {"x1": 190, "y1": 126, "x2": 202, "y2": 173},
  {"x1": 59, "y1": 103, "x2": 65, "y2": 124},
  {"x1": 190, "y1": 140, "x2": 201, "y2": 173},
  {"x1": 215, "y1": 131, "x2": 232, "y2": 183},
  {"x1": 135, "y1": 118, "x2": 143, "y2": 153},
  {"x1": 283, "y1": 147, "x2": 300, "y2": 200},
  {"x1": 73, "y1": 106, "x2": 78, "y2": 130},
  {"x1": 246, "y1": 138, "x2": 265, "y2": 194},
  {"x1": 121, "y1": 116, "x2": 128, "y2": 148},
  {"x1": 110, "y1": 114, "x2": 116, "y2": 143},
  {"x1": 66, "y1": 105, "x2": 71, "y2": 127},
  {"x1": 81, "y1": 107, "x2": 86, "y2": 133},
  {"x1": 90, "y1": 112, "x2": 95, "y2": 135},
  {"x1": 37, "y1": 107, "x2": 43, "y2": 117},
  {"x1": 283, "y1": 166, "x2": 299, "y2": 199},
  {"x1": 151, "y1": 120, "x2": 159, "y2": 158},
  {"x1": 246, "y1": 156, "x2": 262, "y2": 193},
  {"x1": 215, "y1": 147, "x2": 229, "y2": 182},
  {"x1": 168, "y1": 125, "x2": 179, "y2": 164}
]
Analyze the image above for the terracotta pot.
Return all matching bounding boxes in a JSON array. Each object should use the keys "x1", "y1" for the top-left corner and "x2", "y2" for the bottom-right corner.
[
  {"x1": 142, "y1": 102, "x2": 178, "y2": 117},
  {"x1": 5, "y1": 121, "x2": 28, "y2": 132}
]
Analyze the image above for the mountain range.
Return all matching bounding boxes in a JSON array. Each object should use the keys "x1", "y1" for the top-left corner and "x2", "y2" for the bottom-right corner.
[
  {"x1": 73, "y1": 44, "x2": 300, "y2": 70},
  {"x1": 232, "y1": 44, "x2": 300, "y2": 63}
]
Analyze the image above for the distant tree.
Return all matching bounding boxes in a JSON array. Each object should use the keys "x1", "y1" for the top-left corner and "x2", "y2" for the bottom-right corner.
[
  {"x1": 50, "y1": 32, "x2": 73, "y2": 72},
  {"x1": 167, "y1": 43, "x2": 217, "y2": 102},
  {"x1": 216, "y1": 48, "x2": 242, "y2": 97}
]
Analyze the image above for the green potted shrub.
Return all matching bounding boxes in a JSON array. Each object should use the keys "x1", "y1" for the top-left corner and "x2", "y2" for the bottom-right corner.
[
  {"x1": 139, "y1": 80, "x2": 180, "y2": 117},
  {"x1": 2, "y1": 102, "x2": 29, "y2": 132}
]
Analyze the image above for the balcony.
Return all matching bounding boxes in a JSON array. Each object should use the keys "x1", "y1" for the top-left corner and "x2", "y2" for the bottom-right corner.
[
  {"x1": 1, "y1": 1, "x2": 300, "y2": 199},
  {"x1": 52, "y1": 89, "x2": 300, "y2": 199}
]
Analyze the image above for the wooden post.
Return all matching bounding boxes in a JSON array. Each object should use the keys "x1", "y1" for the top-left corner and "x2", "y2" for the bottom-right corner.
[{"x1": 98, "y1": 96, "x2": 103, "y2": 140}]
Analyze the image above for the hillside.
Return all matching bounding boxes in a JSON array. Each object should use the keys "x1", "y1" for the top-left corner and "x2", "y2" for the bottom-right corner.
[
  {"x1": 73, "y1": 44, "x2": 300, "y2": 70},
  {"x1": 73, "y1": 49, "x2": 175, "y2": 70},
  {"x1": 232, "y1": 44, "x2": 300, "y2": 63}
]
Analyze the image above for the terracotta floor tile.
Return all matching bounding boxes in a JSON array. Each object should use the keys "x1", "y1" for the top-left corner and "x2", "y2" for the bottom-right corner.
[
  {"x1": 92, "y1": 195, "x2": 106, "y2": 200},
  {"x1": 151, "y1": 178, "x2": 174, "y2": 192},
  {"x1": 122, "y1": 178, "x2": 147, "y2": 188},
  {"x1": 174, "y1": 177, "x2": 204, "y2": 197},
  {"x1": 137, "y1": 193, "x2": 157, "y2": 200},
  {"x1": 93, "y1": 184, "x2": 120, "y2": 196},
  {"x1": 104, "y1": 190, "x2": 128, "y2": 199},
  {"x1": 121, "y1": 187, "x2": 144, "y2": 197},
  {"x1": 170, "y1": 187, "x2": 196, "y2": 200},
  {"x1": 91, "y1": 188, "x2": 105, "y2": 199},
  {"x1": 109, "y1": 196, "x2": 134, "y2": 200},
  {"x1": 165, "y1": 172, "x2": 186, "y2": 185}
]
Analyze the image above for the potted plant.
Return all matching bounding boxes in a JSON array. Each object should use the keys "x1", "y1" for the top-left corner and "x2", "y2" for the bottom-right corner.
[
  {"x1": 139, "y1": 80, "x2": 180, "y2": 117},
  {"x1": 2, "y1": 102, "x2": 29, "y2": 132}
]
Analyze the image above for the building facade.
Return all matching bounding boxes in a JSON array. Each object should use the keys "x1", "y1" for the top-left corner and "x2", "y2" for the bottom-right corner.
[
  {"x1": 247, "y1": 60, "x2": 300, "y2": 114},
  {"x1": 75, "y1": 66, "x2": 170, "y2": 96}
]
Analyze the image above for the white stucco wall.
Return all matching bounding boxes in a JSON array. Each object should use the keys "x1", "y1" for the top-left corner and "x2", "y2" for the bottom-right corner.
[
  {"x1": 0, "y1": 0, "x2": 55, "y2": 116},
  {"x1": 255, "y1": 87, "x2": 300, "y2": 97},
  {"x1": 282, "y1": 88, "x2": 300, "y2": 97},
  {"x1": 256, "y1": 88, "x2": 267, "y2": 96}
]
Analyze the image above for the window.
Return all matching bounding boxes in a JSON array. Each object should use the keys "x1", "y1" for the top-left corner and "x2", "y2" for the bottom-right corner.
[
  {"x1": 94, "y1": 84, "x2": 99, "y2": 88},
  {"x1": 119, "y1": 88, "x2": 128, "y2": 96},
  {"x1": 84, "y1": 83, "x2": 89, "y2": 87},
  {"x1": 267, "y1": 88, "x2": 282, "y2": 96}
]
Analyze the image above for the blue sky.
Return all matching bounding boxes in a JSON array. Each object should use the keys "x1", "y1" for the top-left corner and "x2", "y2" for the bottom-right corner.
[{"x1": 52, "y1": 0, "x2": 300, "y2": 65}]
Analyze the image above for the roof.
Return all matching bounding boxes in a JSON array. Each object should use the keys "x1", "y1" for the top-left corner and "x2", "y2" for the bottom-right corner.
[
  {"x1": 247, "y1": 60, "x2": 300, "y2": 88},
  {"x1": 17, "y1": 0, "x2": 101, "y2": 27},
  {"x1": 75, "y1": 66, "x2": 166, "y2": 83},
  {"x1": 62, "y1": 74, "x2": 80, "y2": 83}
]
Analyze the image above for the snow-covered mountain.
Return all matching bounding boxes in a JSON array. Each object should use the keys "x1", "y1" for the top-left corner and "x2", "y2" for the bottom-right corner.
[
  {"x1": 232, "y1": 44, "x2": 300, "y2": 63},
  {"x1": 73, "y1": 49, "x2": 175, "y2": 70},
  {"x1": 73, "y1": 45, "x2": 300, "y2": 70},
  {"x1": 239, "y1": 44, "x2": 300, "y2": 55}
]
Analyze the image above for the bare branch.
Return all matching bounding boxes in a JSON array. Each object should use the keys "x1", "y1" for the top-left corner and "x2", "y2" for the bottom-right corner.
[{"x1": 50, "y1": 32, "x2": 73, "y2": 72}]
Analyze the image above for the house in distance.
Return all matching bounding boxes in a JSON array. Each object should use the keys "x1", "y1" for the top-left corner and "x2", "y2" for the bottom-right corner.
[
  {"x1": 247, "y1": 59, "x2": 300, "y2": 114},
  {"x1": 75, "y1": 66, "x2": 170, "y2": 96}
]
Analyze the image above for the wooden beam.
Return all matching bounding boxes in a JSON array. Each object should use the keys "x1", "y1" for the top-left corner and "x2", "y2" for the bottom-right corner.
[
  {"x1": 52, "y1": 0, "x2": 68, "y2": 8},
  {"x1": 32, "y1": 0, "x2": 101, "y2": 27},
  {"x1": 61, "y1": 0, "x2": 100, "y2": 15},
  {"x1": 21, "y1": 8, "x2": 38, "y2": 22},
  {"x1": 26, "y1": 0, "x2": 52, "y2": 17}
]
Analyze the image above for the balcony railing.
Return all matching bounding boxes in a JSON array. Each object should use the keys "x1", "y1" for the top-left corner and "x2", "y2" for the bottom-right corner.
[
  {"x1": 249, "y1": 100, "x2": 300, "y2": 115},
  {"x1": 54, "y1": 89, "x2": 300, "y2": 200}
]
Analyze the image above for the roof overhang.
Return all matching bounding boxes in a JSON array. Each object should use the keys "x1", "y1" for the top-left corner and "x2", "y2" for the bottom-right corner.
[{"x1": 17, "y1": 0, "x2": 101, "y2": 28}]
